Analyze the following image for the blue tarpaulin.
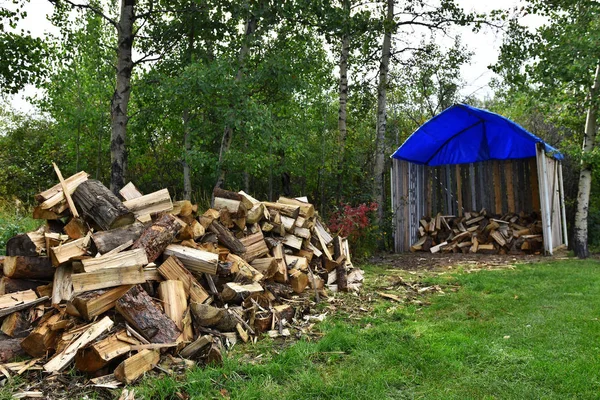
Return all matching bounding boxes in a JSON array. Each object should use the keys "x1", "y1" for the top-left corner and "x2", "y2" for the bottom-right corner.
[{"x1": 391, "y1": 104, "x2": 563, "y2": 166}]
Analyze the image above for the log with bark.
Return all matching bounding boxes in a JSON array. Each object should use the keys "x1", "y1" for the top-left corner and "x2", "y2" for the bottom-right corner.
[
  {"x1": 73, "y1": 180, "x2": 135, "y2": 230},
  {"x1": 132, "y1": 214, "x2": 184, "y2": 262}
]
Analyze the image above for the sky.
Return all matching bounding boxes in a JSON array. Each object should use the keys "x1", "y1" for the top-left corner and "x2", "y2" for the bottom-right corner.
[{"x1": 6, "y1": 0, "x2": 540, "y2": 114}]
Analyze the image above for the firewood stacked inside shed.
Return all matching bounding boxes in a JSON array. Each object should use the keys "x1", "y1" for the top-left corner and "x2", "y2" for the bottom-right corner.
[
  {"x1": 0, "y1": 167, "x2": 362, "y2": 389},
  {"x1": 410, "y1": 210, "x2": 544, "y2": 254}
]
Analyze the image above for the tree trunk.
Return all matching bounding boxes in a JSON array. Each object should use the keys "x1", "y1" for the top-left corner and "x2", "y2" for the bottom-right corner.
[
  {"x1": 214, "y1": 8, "x2": 258, "y2": 191},
  {"x1": 373, "y1": 0, "x2": 394, "y2": 232},
  {"x1": 110, "y1": 0, "x2": 135, "y2": 194},
  {"x1": 573, "y1": 62, "x2": 600, "y2": 258},
  {"x1": 336, "y1": 12, "x2": 350, "y2": 204},
  {"x1": 183, "y1": 109, "x2": 192, "y2": 201}
]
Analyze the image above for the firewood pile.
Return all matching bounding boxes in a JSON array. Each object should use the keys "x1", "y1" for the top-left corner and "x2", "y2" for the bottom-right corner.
[
  {"x1": 410, "y1": 210, "x2": 544, "y2": 254},
  {"x1": 0, "y1": 166, "x2": 362, "y2": 390}
]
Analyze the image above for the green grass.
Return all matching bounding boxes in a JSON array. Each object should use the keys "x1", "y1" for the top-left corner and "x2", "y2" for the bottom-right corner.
[
  {"x1": 0, "y1": 205, "x2": 39, "y2": 255},
  {"x1": 130, "y1": 259, "x2": 600, "y2": 399}
]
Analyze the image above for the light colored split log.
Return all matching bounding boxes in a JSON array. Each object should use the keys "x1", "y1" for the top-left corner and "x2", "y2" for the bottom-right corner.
[
  {"x1": 239, "y1": 231, "x2": 269, "y2": 262},
  {"x1": 20, "y1": 311, "x2": 62, "y2": 357},
  {"x1": 227, "y1": 254, "x2": 264, "y2": 282},
  {"x1": 4, "y1": 256, "x2": 54, "y2": 280},
  {"x1": 1, "y1": 311, "x2": 30, "y2": 338},
  {"x1": 123, "y1": 188, "x2": 173, "y2": 218},
  {"x1": 238, "y1": 190, "x2": 260, "y2": 209},
  {"x1": 50, "y1": 235, "x2": 90, "y2": 266},
  {"x1": 314, "y1": 220, "x2": 333, "y2": 245},
  {"x1": 37, "y1": 171, "x2": 89, "y2": 210},
  {"x1": 293, "y1": 226, "x2": 311, "y2": 239},
  {"x1": 307, "y1": 242, "x2": 323, "y2": 258},
  {"x1": 262, "y1": 202, "x2": 300, "y2": 219},
  {"x1": 157, "y1": 281, "x2": 188, "y2": 332},
  {"x1": 116, "y1": 285, "x2": 181, "y2": 343},
  {"x1": 180, "y1": 334, "x2": 212, "y2": 359},
  {"x1": 71, "y1": 285, "x2": 133, "y2": 321},
  {"x1": 221, "y1": 282, "x2": 263, "y2": 303},
  {"x1": 71, "y1": 266, "x2": 145, "y2": 293},
  {"x1": 469, "y1": 237, "x2": 480, "y2": 253},
  {"x1": 272, "y1": 244, "x2": 288, "y2": 283},
  {"x1": 119, "y1": 182, "x2": 143, "y2": 201},
  {"x1": 286, "y1": 255, "x2": 308, "y2": 271},
  {"x1": 52, "y1": 162, "x2": 80, "y2": 218},
  {"x1": 82, "y1": 248, "x2": 148, "y2": 273},
  {"x1": 51, "y1": 264, "x2": 73, "y2": 305},
  {"x1": 33, "y1": 206, "x2": 61, "y2": 220},
  {"x1": 250, "y1": 257, "x2": 278, "y2": 279},
  {"x1": 158, "y1": 256, "x2": 209, "y2": 304},
  {"x1": 289, "y1": 269, "x2": 309, "y2": 294},
  {"x1": 44, "y1": 316, "x2": 113, "y2": 372},
  {"x1": 283, "y1": 234, "x2": 303, "y2": 250},
  {"x1": 163, "y1": 245, "x2": 218, "y2": 275},
  {"x1": 0, "y1": 290, "x2": 38, "y2": 311},
  {"x1": 277, "y1": 196, "x2": 315, "y2": 218},
  {"x1": 64, "y1": 218, "x2": 88, "y2": 240},
  {"x1": 213, "y1": 197, "x2": 246, "y2": 216},
  {"x1": 430, "y1": 241, "x2": 448, "y2": 254},
  {"x1": 114, "y1": 349, "x2": 159, "y2": 384},
  {"x1": 75, "y1": 330, "x2": 138, "y2": 372},
  {"x1": 490, "y1": 231, "x2": 507, "y2": 247},
  {"x1": 280, "y1": 215, "x2": 296, "y2": 232},
  {"x1": 312, "y1": 228, "x2": 333, "y2": 261}
]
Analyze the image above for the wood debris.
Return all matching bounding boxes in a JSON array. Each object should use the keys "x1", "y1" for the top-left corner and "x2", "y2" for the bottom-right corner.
[{"x1": 0, "y1": 170, "x2": 360, "y2": 393}]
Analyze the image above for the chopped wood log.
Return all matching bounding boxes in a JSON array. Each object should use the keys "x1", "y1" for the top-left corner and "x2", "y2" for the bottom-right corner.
[
  {"x1": 37, "y1": 171, "x2": 89, "y2": 210},
  {"x1": 157, "y1": 256, "x2": 209, "y2": 304},
  {"x1": 50, "y1": 235, "x2": 90, "y2": 266},
  {"x1": 227, "y1": 254, "x2": 264, "y2": 282},
  {"x1": 490, "y1": 231, "x2": 507, "y2": 247},
  {"x1": 64, "y1": 218, "x2": 88, "y2": 240},
  {"x1": 157, "y1": 281, "x2": 188, "y2": 333},
  {"x1": 0, "y1": 290, "x2": 38, "y2": 312},
  {"x1": 44, "y1": 316, "x2": 114, "y2": 372},
  {"x1": 21, "y1": 311, "x2": 62, "y2": 357},
  {"x1": 335, "y1": 263, "x2": 347, "y2": 292},
  {"x1": 73, "y1": 180, "x2": 135, "y2": 230},
  {"x1": 282, "y1": 234, "x2": 303, "y2": 251},
  {"x1": 1, "y1": 311, "x2": 31, "y2": 338},
  {"x1": 0, "y1": 337, "x2": 27, "y2": 362},
  {"x1": 4, "y1": 256, "x2": 54, "y2": 280},
  {"x1": 208, "y1": 221, "x2": 246, "y2": 255},
  {"x1": 277, "y1": 197, "x2": 315, "y2": 218},
  {"x1": 272, "y1": 244, "x2": 288, "y2": 283},
  {"x1": 116, "y1": 285, "x2": 180, "y2": 343},
  {"x1": 250, "y1": 257, "x2": 278, "y2": 280},
  {"x1": 221, "y1": 282, "x2": 263, "y2": 303},
  {"x1": 71, "y1": 266, "x2": 146, "y2": 293},
  {"x1": 71, "y1": 285, "x2": 133, "y2": 320},
  {"x1": 262, "y1": 202, "x2": 300, "y2": 219},
  {"x1": 280, "y1": 215, "x2": 296, "y2": 232},
  {"x1": 179, "y1": 334, "x2": 212, "y2": 359},
  {"x1": 239, "y1": 231, "x2": 269, "y2": 262},
  {"x1": 189, "y1": 303, "x2": 238, "y2": 332},
  {"x1": 163, "y1": 245, "x2": 218, "y2": 275},
  {"x1": 75, "y1": 330, "x2": 138, "y2": 372},
  {"x1": 131, "y1": 214, "x2": 183, "y2": 263},
  {"x1": 213, "y1": 197, "x2": 246, "y2": 218},
  {"x1": 82, "y1": 248, "x2": 148, "y2": 273},
  {"x1": 91, "y1": 222, "x2": 146, "y2": 255},
  {"x1": 0, "y1": 277, "x2": 47, "y2": 295},
  {"x1": 246, "y1": 203, "x2": 266, "y2": 224},
  {"x1": 123, "y1": 188, "x2": 173, "y2": 219},
  {"x1": 51, "y1": 265, "x2": 73, "y2": 305},
  {"x1": 430, "y1": 241, "x2": 448, "y2": 254},
  {"x1": 314, "y1": 220, "x2": 333, "y2": 245},
  {"x1": 289, "y1": 269, "x2": 309, "y2": 294},
  {"x1": 6, "y1": 231, "x2": 46, "y2": 257},
  {"x1": 52, "y1": 162, "x2": 80, "y2": 218},
  {"x1": 286, "y1": 255, "x2": 308, "y2": 271},
  {"x1": 114, "y1": 349, "x2": 160, "y2": 384},
  {"x1": 119, "y1": 182, "x2": 143, "y2": 201},
  {"x1": 33, "y1": 206, "x2": 61, "y2": 220}
]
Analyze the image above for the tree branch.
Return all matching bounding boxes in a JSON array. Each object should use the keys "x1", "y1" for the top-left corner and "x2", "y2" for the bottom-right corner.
[{"x1": 47, "y1": 0, "x2": 117, "y2": 29}]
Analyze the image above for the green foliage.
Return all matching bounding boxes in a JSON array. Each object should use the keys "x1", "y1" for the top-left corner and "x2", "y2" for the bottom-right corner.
[{"x1": 0, "y1": 202, "x2": 38, "y2": 255}]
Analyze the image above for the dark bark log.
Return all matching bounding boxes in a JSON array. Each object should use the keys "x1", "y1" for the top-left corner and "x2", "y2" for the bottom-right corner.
[
  {"x1": 3, "y1": 256, "x2": 54, "y2": 280},
  {"x1": 110, "y1": 0, "x2": 135, "y2": 194},
  {"x1": 6, "y1": 234, "x2": 38, "y2": 256},
  {"x1": 336, "y1": 263, "x2": 348, "y2": 292},
  {"x1": 1, "y1": 311, "x2": 31, "y2": 338},
  {"x1": 0, "y1": 336, "x2": 26, "y2": 362},
  {"x1": 209, "y1": 221, "x2": 246, "y2": 255},
  {"x1": 115, "y1": 285, "x2": 180, "y2": 343},
  {"x1": 91, "y1": 221, "x2": 145, "y2": 254},
  {"x1": 0, "y1": 277, "x2": 49, "y2": 295},
  {"x1": 73, "y1": 179, "x2": 135, "y2": 230},
  {"x1": 213, "y1": 188, "x2": 243, "y2": 202},
  {"x1": 132, "y1": 214, "x2": 183, "y2": 262}
]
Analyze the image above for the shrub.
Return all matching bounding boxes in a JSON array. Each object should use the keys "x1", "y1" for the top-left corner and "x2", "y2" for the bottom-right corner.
[{"x1": 327, "y1": 202, "x2": 378, "y2": 258}]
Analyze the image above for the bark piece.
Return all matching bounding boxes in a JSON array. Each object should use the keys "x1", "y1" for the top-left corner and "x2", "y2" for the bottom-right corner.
[
  {"x1": 208, "y1": 221, "x2": 246, "y2": 255},
  {"x1": 114, "y1": 349, "x2": 160, "y2": 384},
  {"x1": 92, "y1": 222, "x2": 146, "y2": 254},
  {"x1": 132, "y1": 214, "x2": 184, "y2": 263},
  {"x1": 157, "y1": 256, "x2": 209, "y2": 304},
  {"x1": 71, "y1": 285, "x2": 133, "y2": 321},
  {"x1": 72, "y1": 180, "x2": 135, "y2": 230},
  {"x1": 116, "y1": 285, "x2": 180, "y2": 343},
  {"x1": 82, "y1": 248, "x2": 148, "y2": 273},
  {"x1": 4, "y1": 256, "x2": 54, "y2": 280},
  {"x1": 123, "y1": 189, "x2": 173, "y2": 219},
  {"x1": 44, "y1": 316, "x2": 114, "y2": 372},
  {"x1": 71, "y1": 266, "x2": 145, "y2": 293},
  {"x1": 163, "y1": 245, "x2": 218, "y2": 275}
]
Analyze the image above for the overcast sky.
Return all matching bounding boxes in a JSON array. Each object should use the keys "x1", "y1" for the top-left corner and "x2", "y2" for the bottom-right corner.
[{"x1": 6, "y1": 0, "x2": 540, "y2": 113}]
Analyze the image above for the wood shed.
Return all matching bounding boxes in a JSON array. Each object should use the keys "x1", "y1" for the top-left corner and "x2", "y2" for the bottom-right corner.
[{"x1": 390, "y1": 104, "x2": 566, "y2": 255}]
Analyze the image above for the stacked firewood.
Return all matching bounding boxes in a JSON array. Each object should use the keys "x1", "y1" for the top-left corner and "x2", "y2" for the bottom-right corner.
[
  {"x1": 0, "y1": 167, "x2": 361, "y2": 387},
  {"x1": 410, "y1": 210, "x2": 543, "y2": 254}
]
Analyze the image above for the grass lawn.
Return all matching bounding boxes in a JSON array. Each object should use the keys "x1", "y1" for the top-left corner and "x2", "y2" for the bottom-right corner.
[{"x1": 130, "y1": 259, "x2": 600, "y2": 400}]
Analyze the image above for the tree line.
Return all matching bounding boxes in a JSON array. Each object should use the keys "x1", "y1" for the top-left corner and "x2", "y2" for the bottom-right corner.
[{"x1": 1, "y1": 0, "x2": 599, "y2": 256}]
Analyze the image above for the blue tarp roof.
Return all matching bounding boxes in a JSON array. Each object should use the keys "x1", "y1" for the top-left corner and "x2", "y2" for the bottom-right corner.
[{"x1": 391, "y1": 104, "x2": 563, "y2": 166}]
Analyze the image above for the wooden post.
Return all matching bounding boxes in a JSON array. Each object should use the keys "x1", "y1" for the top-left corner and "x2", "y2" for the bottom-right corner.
[
  {"x1": 530, "y1": 157, "x2": 540, "y2": 212},
  {"x1": 537, "y1": 144, "x2": 553, "y2": 255},
  {"x1": 445, "y1": 165, "x2": 452, "y2": 215},
  {"x1": 558, "y1": 163, "x2": 569, "y2": 247},
  {"x1": 469, "y1": 163, "x2": 476, "y2": 211},
  {"x1": 505, "y1": 160, "x2": 515, "y2": 212},
  {"x1": 455, "y1": 164, "x2": 463, "y2": 216}
]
